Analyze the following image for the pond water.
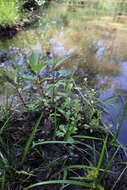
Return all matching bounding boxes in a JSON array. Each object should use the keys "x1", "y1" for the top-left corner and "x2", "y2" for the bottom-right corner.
[{"x1": 1, "y1": 1, "x2": 127, "y2": 145}]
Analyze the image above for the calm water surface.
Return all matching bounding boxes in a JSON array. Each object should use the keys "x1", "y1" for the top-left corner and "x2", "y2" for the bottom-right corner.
[{"x1": 1, "y1": 1, "x2": 127, "y2": 144}]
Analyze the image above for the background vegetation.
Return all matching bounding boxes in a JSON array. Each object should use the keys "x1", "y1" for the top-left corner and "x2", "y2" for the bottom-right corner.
[
  {"x1": 0, "y1": 0, "x2": 21, "y2": 24},
  {"x1": 0, "y1": 0, "x2": 127, "y2": 190}
]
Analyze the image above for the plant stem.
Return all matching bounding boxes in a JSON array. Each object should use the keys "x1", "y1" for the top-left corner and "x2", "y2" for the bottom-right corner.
[
  {"x1": 16, "y1": 88, "x2": 27, "y2": 109},
  {"x1": 36, "y1": 73, "x2": 45, "y2": 97}
]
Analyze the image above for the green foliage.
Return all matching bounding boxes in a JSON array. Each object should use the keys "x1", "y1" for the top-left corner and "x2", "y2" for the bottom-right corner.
[
  {"x1": 21, "y1": 113, "x2": 43, "y2": 163},
  {"x1": 0, "y1": 51, "x2": 125, "y2": 190},
  {"x1": 23, "y1": 136, "x2": 110, "y2": 190},
  {"x1": 0, "y1": 51, "x2": 102, "y2": 137},
  {"x1": 56, "y1": 96, "x2": 81, "y2": 140},
  {"x1": 57, "y1": 0, "x2": 123, "y2": 17},
  {"x1": 29, "y1": 51, "x2": 47, "y2": 72},
  {"x1": 0, "y1": 0, "x2": 21, "y2": 25}
]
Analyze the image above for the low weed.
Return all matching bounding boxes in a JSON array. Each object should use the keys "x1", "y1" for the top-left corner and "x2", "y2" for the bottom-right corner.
[
  {"x1": 0, "y1": 51, "x2": 127, "y2": 189},
  {"x1": 0, "y1": 0, "x2": 21, "y2": 25}
]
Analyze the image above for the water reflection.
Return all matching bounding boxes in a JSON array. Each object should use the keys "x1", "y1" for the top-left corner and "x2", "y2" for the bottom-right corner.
[
  {"x1": 1, "y1": 1, "x2": 127, "y2": 144},
  {"x1": 99, "y1": 62, "x2": 127, "y2": 145}
]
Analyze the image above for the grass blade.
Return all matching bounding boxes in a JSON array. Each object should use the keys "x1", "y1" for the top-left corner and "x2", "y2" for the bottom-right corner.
[
  {"x1": 32, "y1": 140, "x2": 75, "y2": 148},
  {"x1": 21, "y1": 113, "x2": 43, "y2": 163},
  {"x1": 72, "y1": 135, "x2": 102, "y2": 141},
  {"x1": 32, "y1": 140, "x2": 98, "y2": 153},
  {"x1": 99, "y1": 146, "x2": 120, "y2": 182},
  {"x1": 63, "y1": 165, "x2": 107, "y2": 172},
  {"x1": 24, "y1": 180, "x2": 95, "y2": 190},
  {"x1": 97, "y1": 136, "x2": 108, "y2": 170}
]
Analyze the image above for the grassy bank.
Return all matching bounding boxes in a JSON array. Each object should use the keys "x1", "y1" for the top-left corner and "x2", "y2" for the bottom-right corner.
[
  {"x1": 0, "y1": 0, "x2": 21, "y2": 25},
  {"x1": 0, "y1": 0, "x2": 48, "y2": 38},
  {"x1": 0, "y1": 52, "x2": 127, "y2": 190},
  {"x1": 0, "y1": 0, "x2": 49, "y2": 25}
]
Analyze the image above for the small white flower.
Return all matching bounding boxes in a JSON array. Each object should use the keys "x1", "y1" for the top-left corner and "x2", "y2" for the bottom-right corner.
[
  {"x1": 42, "y1": 0, "x2": 46, "y2": 5},
  {"x1": 90, "y1": 129, "x2": 93, "y2": 133},
  {"x1": 84, "y1": 78, "x2": 87, "y2": 82},
  {"x1": 37, "y1": 0, "x2": 42, "y2": 6},
  {"x1": 91, "y1": 100, "x2": 94, "y2": 104}
]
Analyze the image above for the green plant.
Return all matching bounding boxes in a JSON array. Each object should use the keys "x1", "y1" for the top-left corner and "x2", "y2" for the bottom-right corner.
[
  {"x1": 1, "y1": 50, "x2": 126, "y2": 190},
  {"x1": 23, "y1": 136, "x2": 119, "y2": 190},
  {"x1": 0, "y1": 0, "x2": 22, "y2": 25},
  {"x1": 55, "y1": 95, "x2": 81, "y2": 140},
  {"x1": 21, "y1": 113, "x2": 43, "y2": 163},
  {"x1": 0, "y1": 51, "x2": 102, "y2": 140}
]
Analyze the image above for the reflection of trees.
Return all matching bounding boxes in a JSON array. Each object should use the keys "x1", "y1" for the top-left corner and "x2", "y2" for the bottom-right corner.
[
  {"x1": 113, "y1": 0, "x2": 127, "y2": 21},
  {"x1": 118, "y1": 0, "x2": 127, "y2": 13},
  {"x1": 69, "y1": 43, "x2": 120, "y2": 88},
  {"x1": 67, "y1": 53, "x2": 98, "y2": 87},
  {"x1": 83, "y1": 0, "x2": 127, "y2": 17}
]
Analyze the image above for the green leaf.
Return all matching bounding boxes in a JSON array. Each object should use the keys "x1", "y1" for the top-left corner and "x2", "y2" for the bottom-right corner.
[
  {"x1": 16, "y1": 170, "x2": 34, "y2": 176},
  {"x1": 21, "y1": 113, "x2": 43, "y2": 163},
  {"x1": 23, "y1": 180, "x2": 95, "y2": 190},
  {"x1": 59, "y1": 124, "x2": 67, "y2": 133},
  {"x1": 72, "y1": 135, "x2": 102, "y2": 141},
  {"x1": 54, "y1": 56, "x2": 70, "y2": 69},
  {"x1": 21, "y1": 75, "x2": 36, "y2": 82},
  {"x1": 34, "y1": 62, "x2": 48, "y2": 72},
  {"x1": 29, "y1": 51, "x2": 49, "y2": 72},
  {"x1": 29, "y1": 51, "x2": 39, "y2": 71},
  {"x1": 32, "y1": 140, "x2": 75, "y2": 148},
  {"x1": 63, "y1": 165, "x2": 107, "y2": 172},
  {"x1": 97, "y1": 136, "x2": 108, "y2": 173}
]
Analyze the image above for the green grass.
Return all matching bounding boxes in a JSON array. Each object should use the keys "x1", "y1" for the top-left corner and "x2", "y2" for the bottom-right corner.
[
  {"x1": 0, "y1": 51, "x2": 127, "y2": 189},
  {"x1": 0, "y1": 0, "x2": 21, "y2": 25},
  {"x1": 21, "y1": 113, "x2": 43, "y2": 163}
]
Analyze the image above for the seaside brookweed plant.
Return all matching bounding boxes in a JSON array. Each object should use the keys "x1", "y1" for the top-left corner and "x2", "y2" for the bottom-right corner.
[
  {"x1": 0, "y1": 51, "x2": 101, "y2": 137},
  {"x1": 0, "y1": 51, "x2": 127, "y2": 190}
]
